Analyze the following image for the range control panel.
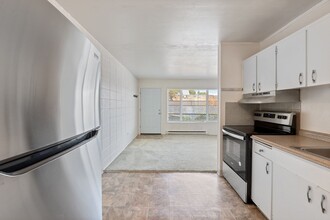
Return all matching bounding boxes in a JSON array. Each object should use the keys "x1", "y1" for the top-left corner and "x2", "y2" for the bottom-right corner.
[{"x1": 254, "y1": 111, "x2": 296, "y2": 126}]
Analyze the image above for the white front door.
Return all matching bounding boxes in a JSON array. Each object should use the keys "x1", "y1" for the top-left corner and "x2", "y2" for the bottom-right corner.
[{"x1": 140, "y1": 88, "x2": 161, "y2": 134}]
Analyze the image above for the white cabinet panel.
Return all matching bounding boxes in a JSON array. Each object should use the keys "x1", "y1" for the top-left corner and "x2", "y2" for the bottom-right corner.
[
  {"x1": 277, "y1": 29, "x2": 307, "y2": 90},
  {"x1": 307, "y1": 14, "x2": 330, "y2": 86},
  {"x1": 252, "y1": 150, "x2": 272, "y2": 219},
  {"x1": 315, "y1": 187, "x2": 330, "y2": 220},
  {"x1": 257, "y1": 46, "x2": 276, "y2": 93},
  {"x1": 273, "y1": 164, "x2": 330, "y2": 220},
  {"x1": 273, "y1": 163, "x2": 315, "y2": 220},
  {"x1": 243, "y1": 56, "x2": 257, "y2": 94}
]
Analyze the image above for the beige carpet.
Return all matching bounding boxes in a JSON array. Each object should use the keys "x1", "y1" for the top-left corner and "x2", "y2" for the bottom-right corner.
[{"x1": 105, "y1": 135, "x2": 217, "y2": 172}]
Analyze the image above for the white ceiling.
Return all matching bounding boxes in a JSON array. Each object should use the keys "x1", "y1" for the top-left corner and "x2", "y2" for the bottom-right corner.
[{"x1": 54, "y1": 0, "x2": 321, "y2": 79}]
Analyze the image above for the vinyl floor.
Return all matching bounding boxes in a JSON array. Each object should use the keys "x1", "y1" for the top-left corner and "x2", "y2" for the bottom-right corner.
[{"x1": 102, "y1": 172, "x2": 265, "y2": 220}]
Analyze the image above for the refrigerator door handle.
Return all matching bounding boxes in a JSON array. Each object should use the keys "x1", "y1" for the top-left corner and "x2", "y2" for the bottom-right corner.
[{"x1": 0, "y1": 127, "x2": 100, "y2": 177}]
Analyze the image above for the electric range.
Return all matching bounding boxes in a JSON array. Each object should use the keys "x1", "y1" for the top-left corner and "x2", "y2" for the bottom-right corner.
[{"x1": 222, "y1": 111, "x2": 296, "y2": 203}]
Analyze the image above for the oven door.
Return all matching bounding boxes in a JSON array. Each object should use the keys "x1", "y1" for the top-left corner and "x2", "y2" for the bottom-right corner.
[{"x1": 222, "y1": 129, "x2": 247, "y2": 181}]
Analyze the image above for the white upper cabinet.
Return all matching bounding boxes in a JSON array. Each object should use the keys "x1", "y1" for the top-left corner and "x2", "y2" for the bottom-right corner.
[
  {"x1": 277, "y1": 29, "x2": 307, "y2": 90},
  {"x1": 256, "y1": 45, "x2": 276, "y2": 93},
  {"x1": 307, "y1": 14, "x2": 330, "y2": 87},
  {"x1": 243, "y1": 55, "x2": 257, "y2": 94},
  {"x1": 242, "y1": 46, "x2": 276, "y2": 94},
  {"x1": 242, "y1": 14, "x2": 330, "y2": 92}
]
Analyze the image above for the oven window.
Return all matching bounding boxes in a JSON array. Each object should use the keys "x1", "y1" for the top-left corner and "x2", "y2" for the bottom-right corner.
[
  {"x1": 223, "y1": 134, "x2": 247, "y2": 181},
  {"x1": 225, "y1": 139, "x2": 241, "y2": 162}
]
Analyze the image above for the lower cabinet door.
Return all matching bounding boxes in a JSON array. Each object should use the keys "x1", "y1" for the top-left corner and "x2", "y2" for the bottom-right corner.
[
  {"x1": 251, "y1": 152, "x2": 272, "y2": 219},
  {"x1": 315, "y1": 187, "x2": 330, "y2": 220},
  {"x1": 272, "y1": 164, "x2": 315, "y2": 220}
]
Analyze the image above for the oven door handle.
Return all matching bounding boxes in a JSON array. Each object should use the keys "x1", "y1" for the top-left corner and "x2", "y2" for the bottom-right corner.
[{"x1": 222, "y1": 129, "x2": 245, "y2": 141}]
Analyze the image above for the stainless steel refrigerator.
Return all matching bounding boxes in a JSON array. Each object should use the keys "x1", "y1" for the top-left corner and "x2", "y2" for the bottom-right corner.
[{"x1": 0, "y1": 0, "x2": 102, "y2": 219}]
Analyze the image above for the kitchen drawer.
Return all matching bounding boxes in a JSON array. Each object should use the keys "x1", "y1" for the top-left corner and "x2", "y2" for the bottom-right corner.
[{"x1": 253, "y1": 140, "x2": 272, "y2": 159}]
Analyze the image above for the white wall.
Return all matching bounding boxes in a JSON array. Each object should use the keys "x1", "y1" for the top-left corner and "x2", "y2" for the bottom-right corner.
[
  {"x1": 220, "y1": 43, "x2": 260, "y2": 126},
  {"x1": 50, "y1": 1, "x2": 139, "y2": 169},
  {"x1": 300, "y1": 85, "x2": 330, "y2": 134},
  {"x1": 100, "y1": 53, "x2": 138, "y2": 169},
  {"x1": 218, "y1": 43, "x2": 260, "y2": 173},
  {"x1": 139, "y1": 79, "x2": 218, "y2": 135},
  {"x1": 260, "y1": 1, "x2": 330, "y2": 134}
]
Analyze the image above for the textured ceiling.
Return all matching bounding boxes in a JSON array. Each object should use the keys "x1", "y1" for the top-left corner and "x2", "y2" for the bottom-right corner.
[{"x1": 53, "y1": 0, "x2": 321, "y2": 79}]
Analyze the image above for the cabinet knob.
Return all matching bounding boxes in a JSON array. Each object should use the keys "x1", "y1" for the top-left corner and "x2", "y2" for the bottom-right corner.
[
  {"x1": 312, "y1": 70, "x2": 317, "y2": 83},
  {"x1": 307, "y1": 186, "x2": 312, "y2": 203},
  {"x1": 299, "y1": 73, "x2": 303, "y2": 85},
  {"x1": 321, "y1": 195, "x2": 327, "y2": 214}
]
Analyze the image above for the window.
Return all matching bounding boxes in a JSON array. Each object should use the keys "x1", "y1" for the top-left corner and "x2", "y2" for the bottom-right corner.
[
  {"x1": 168, "y1": 89, "x2": 218, "y2": 122},
  {"x1": 208, "y1": 89, "x2": 219, "y2": 121}
]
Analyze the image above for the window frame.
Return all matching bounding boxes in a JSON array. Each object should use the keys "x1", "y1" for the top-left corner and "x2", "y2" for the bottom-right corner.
[{"x1": 167, "y1": 88, "x2": 219, "y2": 123}]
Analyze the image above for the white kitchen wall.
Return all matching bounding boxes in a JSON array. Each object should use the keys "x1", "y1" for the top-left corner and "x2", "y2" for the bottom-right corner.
[
  {"x1": 260, "y1": 1, "x2": 330, "y2": 134},
  {"x1": 220, "y1": 43, "x2": 260, "y2": 126},
  {"x1": 50, "y1": 1, "x2": 139, "y2": 169},
  {"x1": 139, "y1": 79, "x2": 218, "y2": 135},
  {"x1": 300, "y1": 85, "x2": 330, "y2": 134},
  {"x1": 219, "y1": 42, "x2": 260, "y2": 173}
]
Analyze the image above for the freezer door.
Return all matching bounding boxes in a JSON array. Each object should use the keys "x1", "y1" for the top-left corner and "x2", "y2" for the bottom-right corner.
[
  {"x1": 0, "y1": 0, "x2": 99, "y2": 160},
  {"x1": 0, "y1": 138, "x2": 102, "y2": 220}
]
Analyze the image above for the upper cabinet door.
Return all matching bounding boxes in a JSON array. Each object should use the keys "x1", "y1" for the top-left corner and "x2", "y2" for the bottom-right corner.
[
  {"x1": 277, "y1": 29, "x2": 307, "y2": 90},
  {"x1": 243, "y1": 55, "x2": 257, "y2": 94},
  {"x1": 257, "y1": 45, "x2": 276, "y2": 93},
  {"x1": 307, "y1": 14, "x2": 330, "y2": 86}
]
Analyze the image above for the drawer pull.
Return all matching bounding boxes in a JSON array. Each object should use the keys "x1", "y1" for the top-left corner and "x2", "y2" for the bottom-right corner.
[
  {"x1": 321, "y1": 195, "x2": 326, "y2": 214},
  {"x1": 259, "y1": 149, "x2": 264, "y2": 153},
  {"x1": 312, "y1": 70, "x2": 317, "y2": 83},
  {"x1": 265, "y1": 162, "x2": 269, "y2": 174},
  {"x1": 299, "y1": 73, "x2": 303, "y2": 85},
  {"x1": 307, "y1": 186, "x2": 312, "y2": 203}
]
